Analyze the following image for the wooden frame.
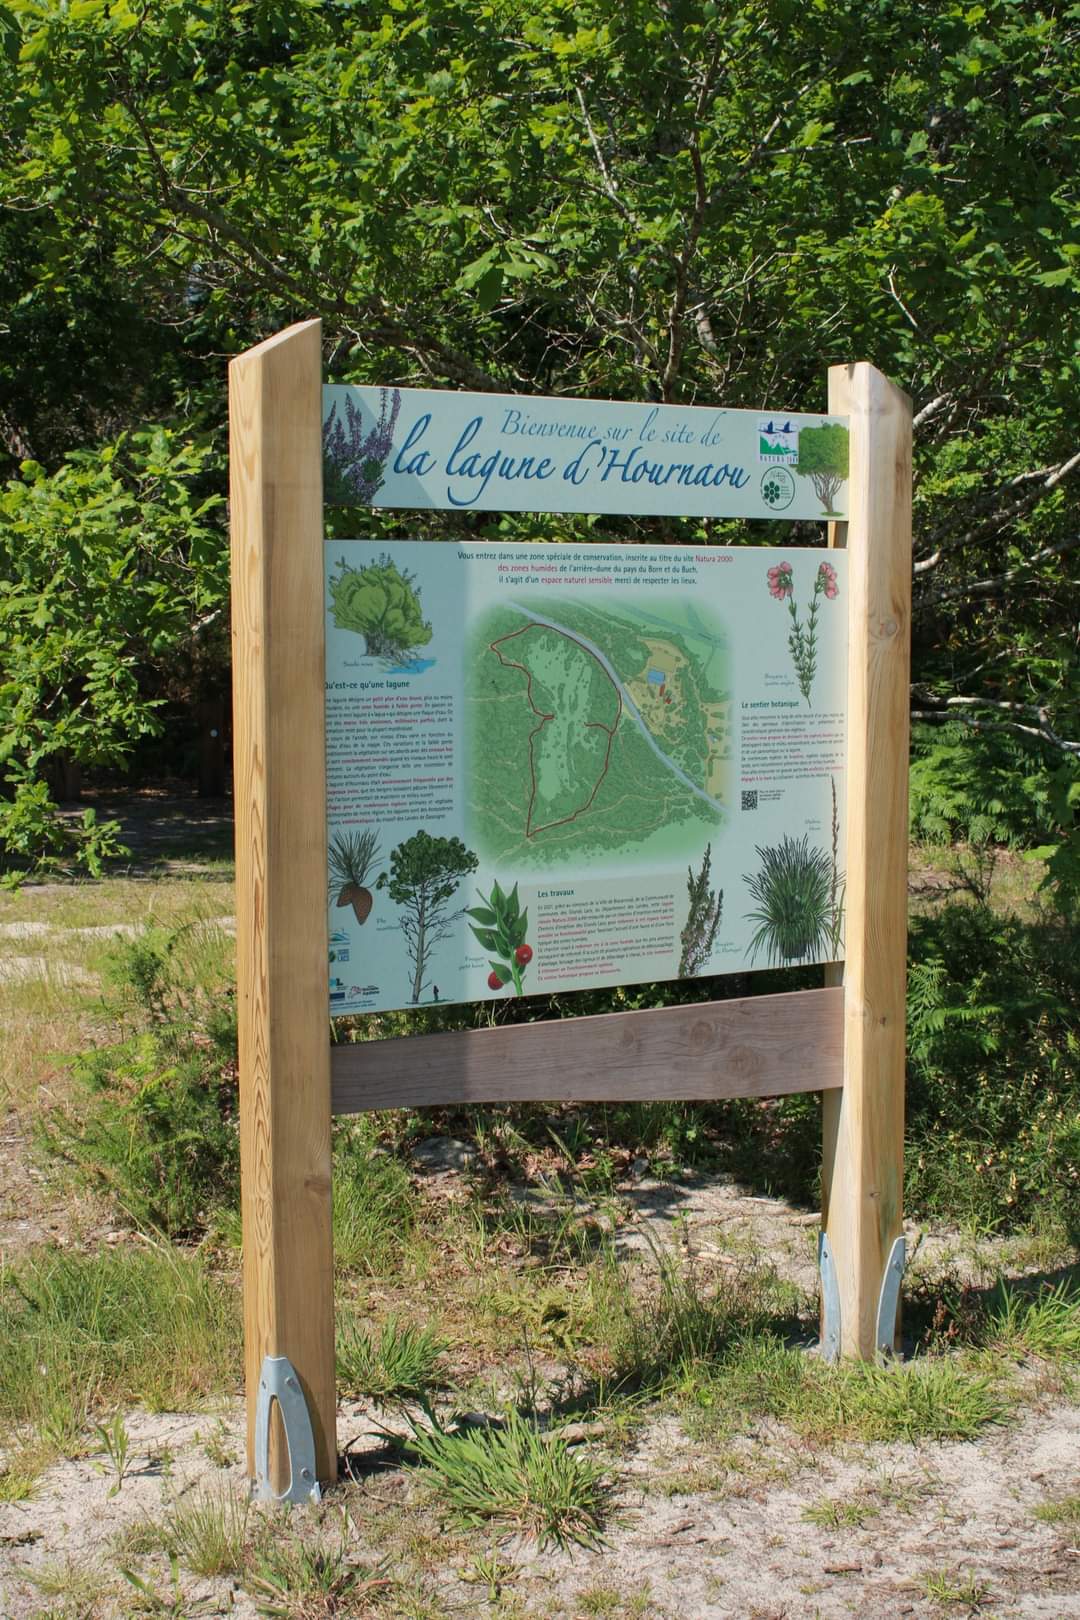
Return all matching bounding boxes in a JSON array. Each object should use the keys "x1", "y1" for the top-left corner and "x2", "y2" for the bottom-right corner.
[
  {"x1": 331, "y1": 986, "x2": 844, "y2": 1111},
  {"x1": 230, "y1": 320, "x2": 336, "y2": 1492},
  {"x1": 230, "y1": 331, "x2": 912, "y2": 1488},
  {"x1": 822, "y1": 363, "x2": 913, "y2": 1357}
]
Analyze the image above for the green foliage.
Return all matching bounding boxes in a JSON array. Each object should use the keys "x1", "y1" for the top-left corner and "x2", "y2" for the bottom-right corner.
[
  {"x1": 331, "y1": 1124, "x2": 419, "y2": 1274},
  {"x1": 909, "y1": 723, "x2": 1068, "y2": 849},
  {"x1": 0, "y1": 0, "x2": 1077, "y2": 822},
  {"x1": 42, "y1": 927, "x2": 239, "y2": 1237},
  {"x1": 0, "y1": 778, "x2": 124, "y2": 886},
  {"x1": 336, "y1": 1314, "x2": 445, "y2": 1403},
  {"x1": 246, "y1": 1520, "x2": 388, "y2": 1618},
  {"x1": 0, "y1": 431, "x2": 224, "y2": 874},
  {"x1": 407, "y1": 1406, "x2": 611, "y2": 1549},
  {"x1": 686, "y1": 1334, "x2": 1009, "y2": 1446},
  {"x1": 328, "y1": 553, "x2": 432, "y2": 663},
  {"x1": 906, "y1": 903, "x2": 1080, "y2": 1233}
]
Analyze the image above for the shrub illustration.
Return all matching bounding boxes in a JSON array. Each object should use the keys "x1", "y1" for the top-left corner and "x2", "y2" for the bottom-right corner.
[
  {"x1": 744, "y1": 833, "x2": 842, "y2": 966},
  {"x1": 329, "y1": 552, "x2": 433, "y2": 664},
  {"x1": 679, "y1": 843, "x2": 723, "y2": 976},
  {"x1": 795, "y1": 422, "x2": 849, "y2": 516},
  {"x1": 322, "y1": 387, "x2": 402, "y2": 505},
  {"x1": 766, "y1": 557, "x2": 839, "y2": 706},
  {"x1": 468, "y1": 880, "x2": 532, "y2": 995},
  {"x1": 379, "y1": 830, "x2": 478, "y2": 1004},
  {"x1": 328, "y1": 829, "x2": 382, "y2": 925}
]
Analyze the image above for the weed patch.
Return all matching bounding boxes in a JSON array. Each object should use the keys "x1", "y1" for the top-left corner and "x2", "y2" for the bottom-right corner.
[
  {"x1": 685, "y1": 1335, "x2": 1010, "y2": 1445},
  {"x1": 408, "y1": 1407, "x2": 610, "y2": 1549},
  {"x1": 333, "y1": 1125, "x2": 421, "y2": 1276},
  {"x1": 41, "y1": 923, "x2": 239, "y2": 1237},
  {"x1": 336, "y1": 1315, "x2": 445, "y2": 1404},
  {"x1": 0, "y1": 1242, "x2": 237, "y2": 1457}
]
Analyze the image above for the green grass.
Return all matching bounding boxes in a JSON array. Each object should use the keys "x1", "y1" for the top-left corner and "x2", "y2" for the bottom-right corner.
[
  {"x1": 158, "y1": 1484, "x2": 250, "y2": 1578},
  {"x1": 336, "y1": 1315, "x2": 446, "y2": 1403},
  {"x1": 979, "y1": 1277, "x2": 1080, "y2": 1360},
  {"x1": 921, "y1": 1567, "x2": 990, "y2": 1608},
  {"x1": 332, "y1": 1127, "x2": 422, "y2": 1276},
  {"x1": 1034, "y1": 1493, "x2": 1080, "y2": 1541},
  {"x1": 407, "y1": 1407, "x2": 611, "y2": 1549},
  {"x1": 802, "y1": 1492, "x2": 880, "y2": 1530},
  {"x1": 245, "y1": 1514, "x2": 390, "y2": 1618},
  {"x1": 0, "y1": 1241, "x2": 238, "y2": 1461},
  {"x1": 684, "y1": 1334, "x2": 1011, "y2": 1445},
  {"x1": 584, "y1": 1243, "x2": 786, "y2": 1393}
]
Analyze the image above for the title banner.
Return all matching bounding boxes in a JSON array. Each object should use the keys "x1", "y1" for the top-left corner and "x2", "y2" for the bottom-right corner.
[
  {"x1": 323, "y1": 386, "x2": 849, "y2": 521},
  {"x1": 325, "y1": 540, "x2": 847, "y2": 1015}
]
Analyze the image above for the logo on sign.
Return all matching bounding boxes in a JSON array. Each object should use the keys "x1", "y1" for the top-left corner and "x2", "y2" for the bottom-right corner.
[
  {"x1": 760, "y1": 467, "x2": 796, "y2": 510},
  {"x1": 758, "y1": 420, "x2": 799, "y2": 465}
]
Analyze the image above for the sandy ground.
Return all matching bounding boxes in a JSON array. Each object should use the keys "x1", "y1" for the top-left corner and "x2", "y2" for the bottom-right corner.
[
  {"x1": 1, "y1": 819, "x2": 1077, "y2": 1617},
  {"x1": 1, "y1": 1170, "x2": 1078, "y2": 1619}
]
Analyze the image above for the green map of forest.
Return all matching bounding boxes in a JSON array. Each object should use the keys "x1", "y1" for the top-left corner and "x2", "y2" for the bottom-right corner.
[{"x1": 466, "y1": 597, "x2": 730, "y2": 868}]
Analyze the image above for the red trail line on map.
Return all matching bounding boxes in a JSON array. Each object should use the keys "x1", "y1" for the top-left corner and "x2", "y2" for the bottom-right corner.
[{"x1": 489, "y1": 624, "x2": 622, "y2": 837}]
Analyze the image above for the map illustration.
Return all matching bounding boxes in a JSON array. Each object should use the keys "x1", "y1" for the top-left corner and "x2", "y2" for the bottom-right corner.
[{"x1": 467, "y1": 597, "x2": 731, "y2": 868}]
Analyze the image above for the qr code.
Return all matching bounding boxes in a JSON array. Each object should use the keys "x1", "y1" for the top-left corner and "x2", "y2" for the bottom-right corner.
[{"x1": 741, "y1": 790, "x2": 758, "y2": 811}]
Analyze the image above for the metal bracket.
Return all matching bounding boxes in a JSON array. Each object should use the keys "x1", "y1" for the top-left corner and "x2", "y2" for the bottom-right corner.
[
  {"x1": 254, "y1": 1355, "x2": 323, "y2": 1505},
  {"x1": 875, "y1": 1235, "x2": 906, "y2": 1359},
  {"x1": 818, "y1": 1231, "x2": 841, "y2": 1364}
]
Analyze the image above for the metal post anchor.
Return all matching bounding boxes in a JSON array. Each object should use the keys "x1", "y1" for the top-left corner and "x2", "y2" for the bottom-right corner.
[
  {"x1": 818, "y1": 1231, "x2": 841, "y2": 1364},
  {"x1": 253, "y1": 1354, "x2": 323, "y2": 1505},
  {"x1": 875, "y1": 1235, "x2": 906, "y2": 1359}
]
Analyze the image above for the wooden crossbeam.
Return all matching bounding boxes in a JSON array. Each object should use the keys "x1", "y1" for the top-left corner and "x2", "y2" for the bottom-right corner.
[{"x1": 330, "y1": 987, "x2": 844, "y2": 1113}]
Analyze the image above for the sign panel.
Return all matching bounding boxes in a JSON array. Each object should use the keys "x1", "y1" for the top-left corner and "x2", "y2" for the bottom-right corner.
[
  {"x1": 325, "y1": 541, "x2": 847, "y2": 1015},
  {"x1": 323, "y1": 386, "x2": 849, "y2": 521}
]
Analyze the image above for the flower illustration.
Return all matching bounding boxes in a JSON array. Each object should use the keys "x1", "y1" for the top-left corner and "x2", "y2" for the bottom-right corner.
[
  {"x1": 322, "y1": 387, "x2": 402, "y2": 506},
  {"x1": 817, "y1": 560, "x2": 839, "y2": 600},
  {"x1": 766, "y1": 561, "x2": 794, "y2": 601},
  {"x1": 767, "y1": 558, "x2": 840, "y2": 706}
]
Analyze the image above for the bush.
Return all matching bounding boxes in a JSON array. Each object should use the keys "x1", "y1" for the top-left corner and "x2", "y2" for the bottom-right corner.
[
  {"x1": 43, "y1": 926, "x2": 239, "y2": 1237},
  {"x1": 905, "y1": 903, "x2": 1080, "y2": 1234}
]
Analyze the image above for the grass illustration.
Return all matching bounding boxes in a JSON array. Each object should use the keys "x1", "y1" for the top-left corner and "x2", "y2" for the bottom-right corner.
[{"x1": 744, "y1": 833, "x2": 837, "y2": 966}]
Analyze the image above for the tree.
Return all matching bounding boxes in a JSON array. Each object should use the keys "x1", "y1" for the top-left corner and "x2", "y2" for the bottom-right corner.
[
  {"x1": 329, "y1": 554, "x2": 433, "y2": 664},
  {"x1": 0, "y1": 429, "x2": 225, "y2": 876},
  {"x1": 795, "y1": 425, "x2": 849, "y2": 518},
  {"x1": 1, "y1": 0, "x2": 1079, "y2": 872},
  {"x1": 380, "y1": 831, "x2": 478, "y2": 1004}
]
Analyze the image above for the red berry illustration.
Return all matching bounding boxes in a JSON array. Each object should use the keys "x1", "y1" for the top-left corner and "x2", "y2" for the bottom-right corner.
[
  {"x1": 515, "y1": 944, "x2": 533, "y2": 966},
  {"x1": 487, "y1": 970, "x2": 504, "y2": 990}
]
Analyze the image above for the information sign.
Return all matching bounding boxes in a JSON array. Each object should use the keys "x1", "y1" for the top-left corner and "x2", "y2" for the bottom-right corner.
[
  {"x1": 322, "y1": 385, "x2": 850, "y2": 521},
  {"x1": 325, "y1": 540, "x2": 847, "y2": 1013}
]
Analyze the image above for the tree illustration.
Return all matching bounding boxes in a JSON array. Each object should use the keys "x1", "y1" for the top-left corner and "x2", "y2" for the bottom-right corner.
[
  {"x1": 379, "y1": 830, "x2": 478, "y2": 1003},
  {"x1": 679, "y1": 843, "x2": 723, "y2": 976},
  {"x1": 795, "y1": 423, "x2": 849, "y2": 516},
  {"x1": 329, "y1": 552, "x2": 433, "y2": 663}
]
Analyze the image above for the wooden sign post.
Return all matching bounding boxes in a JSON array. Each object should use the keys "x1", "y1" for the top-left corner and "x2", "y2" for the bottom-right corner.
[
  {"x1": 822, "y1": 363, "x2": 913, "y2": 1357},
  {"x1": 230, "y1": 321, "x2": 336, "y2": 1493},
  {"x1": 229, "y1": 323, "x2": 912, "y2": 1491}
]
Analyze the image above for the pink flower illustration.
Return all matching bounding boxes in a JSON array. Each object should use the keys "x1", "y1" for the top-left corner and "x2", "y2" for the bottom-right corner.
[
  {"x1": 766, "y1": 562, "x2": 794, "y2": 601},
  {"x1": 766, "y1": 557, "x2": 840, "y2": 706},
  {"x1": 817, "y1": 560, "x2": 839, "y2": 600}
]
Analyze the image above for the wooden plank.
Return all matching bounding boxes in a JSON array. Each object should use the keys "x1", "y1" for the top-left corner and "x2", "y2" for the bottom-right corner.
[
  {"x1": 230, "y1": 320, "x2": 336, "y2": 1489},
  {"x1": 330, "y1": 987, "x2": 844, "y2": 1112},
  {"x1": 820, "y1": 363, "x2": 912, "y2": 1358}
]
